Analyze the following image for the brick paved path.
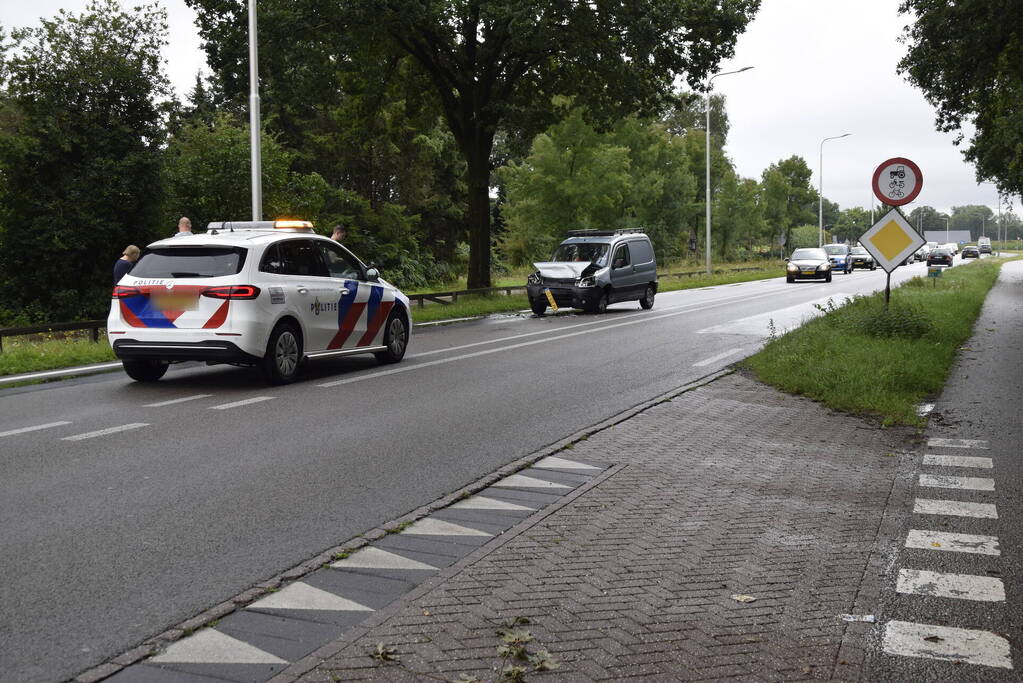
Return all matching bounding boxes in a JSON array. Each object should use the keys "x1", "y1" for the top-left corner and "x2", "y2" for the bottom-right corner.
[{"x1": 286, "y1": 372, "x2": 912, "y2": 682}]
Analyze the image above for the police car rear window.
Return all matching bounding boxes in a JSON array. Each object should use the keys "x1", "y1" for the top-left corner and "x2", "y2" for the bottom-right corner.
[{"x1": 131, "y1": 247, "x2": 247, "y2": 278}]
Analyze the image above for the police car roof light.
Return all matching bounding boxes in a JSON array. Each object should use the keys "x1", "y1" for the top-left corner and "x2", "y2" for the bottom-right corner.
[{"x1": 204, "y1": 220, "x2": 314, "y2": 233}]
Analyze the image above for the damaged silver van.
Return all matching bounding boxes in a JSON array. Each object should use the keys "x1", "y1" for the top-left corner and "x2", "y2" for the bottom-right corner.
[{"x1": 526, "y1": 229, "x2": 658, "y2": 314}]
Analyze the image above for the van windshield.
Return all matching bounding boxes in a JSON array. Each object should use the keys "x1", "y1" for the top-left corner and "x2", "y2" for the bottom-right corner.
[
  {"x1": 131, "y1": 247, "x2": 246, "y2": 278},
  {"x1": 550, "y1": 243, "x2": 610, "y2": 266}
]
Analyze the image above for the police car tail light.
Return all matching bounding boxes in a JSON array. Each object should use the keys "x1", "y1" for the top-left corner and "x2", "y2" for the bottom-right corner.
[
  {"x1": 112, "y1": 285, "x2": 141, "y2": 298},
  {"x1": 202, "y1": 285, "x2": 261, "y2": 300}
]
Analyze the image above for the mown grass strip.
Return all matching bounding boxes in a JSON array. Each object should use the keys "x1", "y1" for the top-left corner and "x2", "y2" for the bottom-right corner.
[
  {"x1": 0, "y1": 336, "x2": 116, "y2": 377},
  {"x1": 742, "y1": 258, "x2": 1011, "y2": 426}
]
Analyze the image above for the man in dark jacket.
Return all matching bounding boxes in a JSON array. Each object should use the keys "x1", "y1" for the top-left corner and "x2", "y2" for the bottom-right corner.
[{"x1": 113, "y1": 245, "x2": 140, "y2": 284}]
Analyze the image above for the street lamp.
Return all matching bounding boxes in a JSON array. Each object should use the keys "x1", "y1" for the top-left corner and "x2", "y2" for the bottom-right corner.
[
  {"x1": 944, "y1": 216, "x2": 949, "y2": 243},
  {"x1": 818, "y1": 133, "x2": 851, "y2": 247},
  {"x1": 248, "y1": 0, "x2": 263, "y2": 220},
  {"x1": 705, "y1": 66, "x2": 753, "y2": 275}
]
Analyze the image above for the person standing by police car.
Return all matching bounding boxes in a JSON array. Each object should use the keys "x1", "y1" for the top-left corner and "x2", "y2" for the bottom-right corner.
[
  {"x1": 175, "y1": 216, "x2": 192, "y2": 236},
  {"x1": 113, "y1": 245, "x2": 140, "y2": 284}
]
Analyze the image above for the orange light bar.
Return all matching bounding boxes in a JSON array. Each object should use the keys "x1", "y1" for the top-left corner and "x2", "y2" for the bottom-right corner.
[{"x1": 274, "y1": 220, "x2": 313, "y2": 229}]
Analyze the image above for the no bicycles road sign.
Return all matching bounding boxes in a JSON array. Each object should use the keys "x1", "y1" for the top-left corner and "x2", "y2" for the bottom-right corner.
[{"x1": 872, "y1": 157, "x2": 923, "y2": 206}]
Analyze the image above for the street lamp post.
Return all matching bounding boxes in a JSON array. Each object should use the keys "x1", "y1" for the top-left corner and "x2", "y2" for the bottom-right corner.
[
  {"x1": 248, "y1": 0, "x2": 263, "y2": 221},
  {"x1": 818, "y1": 133, "x2": 851, "y2": 247},
  {"x1": 705, "y1": 66, "x2": 753, "y2": 275},
  {"x1": 944, "y1": 216, "x2": 949, "y2": 243}
]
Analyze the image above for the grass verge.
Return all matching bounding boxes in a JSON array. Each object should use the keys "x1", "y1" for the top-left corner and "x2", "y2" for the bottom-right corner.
[
  {"x1": 741, "y1": 258, "x2": 1011, "y2": 426},
  {"x1": 0, "y1": 335, "x2": 116, "y2": 377}
]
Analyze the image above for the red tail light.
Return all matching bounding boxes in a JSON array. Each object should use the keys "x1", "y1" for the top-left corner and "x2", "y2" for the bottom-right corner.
[
  {"x1": 112, "y1": 286, "x2": 141, "y2": 298},
  {"x1": 202, "y1": 285, "x2": 261, "y2": 300}
]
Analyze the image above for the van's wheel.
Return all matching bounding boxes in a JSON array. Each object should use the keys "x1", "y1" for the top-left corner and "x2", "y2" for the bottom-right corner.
[
  {"x1": 374, "y1": 311, "x2": 408, "y2": 364},
  {"x1": 262, "y1": 322, "x2": 302, "y2": 384},
  {"x1": 639, "y1": 285, "x2": 655, "y2": 309},
  {"x1": 530, "y1": 299, "x2": 547, "y2": 315},
  {"x1": 122, "y1": 359, "x2": 167, "y2": 382},
  {"x1": 590, "y1": 291, "x2": 608, "y2": 314}
]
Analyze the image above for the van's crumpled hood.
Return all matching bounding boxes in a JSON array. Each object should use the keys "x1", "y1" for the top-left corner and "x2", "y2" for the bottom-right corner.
[{"x1": 533, "y1": 261, "x2": 597, "y2": 279}]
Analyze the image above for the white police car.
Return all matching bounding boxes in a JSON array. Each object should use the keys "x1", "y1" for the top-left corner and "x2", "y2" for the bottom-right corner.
[{"x1": 108, "y1": 221, "x2": 411, "y2": 384}]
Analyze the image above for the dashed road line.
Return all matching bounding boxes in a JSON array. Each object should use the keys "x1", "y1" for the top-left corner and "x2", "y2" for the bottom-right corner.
[
  {"x1": 692, "y1": 347, "x2": 745, "y2": 367},
  {"x1": 918, "y1": 474, "x2": 995, "y2": 491},
  {"x1": 927, "y1": 437, "x2": 989, "y2": 449},
  {"x1": 143, "y1": 394, "x2": 213, "y2": 407},
  {"x1": 896, "y1": 569, "x2": 1006, "y2": 602},
  {"x1": 905, "y1": 529, "x2": 1000, "y2": 556},
  {"x1": 922, "y1": 454, "x2": 993, "y2": 469},
  {"x1": 61, "y1": 423, "x2": 149, "y2": 441},
  {"x1": 0, "y1": 421, "x2": 71, "y2": 438},
  {"x1": 209, "y1": 396, "x2": 276, "y2": 410},
  {"x1": 913, "y1": 498, "x2": 998, "y2": 519},
  {"x1": 882, "y1": 620, "x2": 1012, "y2": 669}
]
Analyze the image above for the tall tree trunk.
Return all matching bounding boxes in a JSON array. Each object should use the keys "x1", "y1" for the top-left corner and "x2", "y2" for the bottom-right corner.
[{"x1": 464, "y1": 132, "x2": 493, "y2": 289}]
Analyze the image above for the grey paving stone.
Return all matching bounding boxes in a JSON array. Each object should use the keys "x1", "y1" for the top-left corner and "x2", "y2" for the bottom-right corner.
[
  {"x1": 243, "y1": 606, "x2": 370, "y2": 629},
  {"x1": 374, "y1": 533, "x2": 486, "y2": 559},
  {"x1": 473, "y1": 486, "x2": 564, "y2": 507},
  {"x1": 215, "y1": 611, "x2": 344, "y2": 663},
  {"x1": 430, "y1": 508, "x2": 528, "y2": 533},
  {"x1": 302, "y1": 568, "x2": 420, "y2": 608},
  {"x1": 110, "y1": 662, "x2": 285, "y2": 683},
  {"x1": 514, "y1": 467, "x2": 597, "y2": 487}
]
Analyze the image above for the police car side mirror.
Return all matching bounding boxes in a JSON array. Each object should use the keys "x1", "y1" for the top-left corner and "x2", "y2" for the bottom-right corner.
[{"x1": 365, "y1": 267, "x2": 379, "y2": 282}]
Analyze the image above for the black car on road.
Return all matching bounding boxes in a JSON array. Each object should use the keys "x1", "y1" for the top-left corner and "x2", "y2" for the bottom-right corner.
[
  {"x1": 961, "y1": 246, "x2": 980, "y2": 259},
  {"x1": 927, "y1": 248, "x2": 954, "y2": 267},
  {"x1": 786, "y1": 248, "x2": 832, "y2": 283},
  {"x1": 849, "y1": 246, "x2": 876, "y2": 270}
]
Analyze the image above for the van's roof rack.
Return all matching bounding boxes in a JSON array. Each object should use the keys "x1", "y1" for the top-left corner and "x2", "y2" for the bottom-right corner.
[{"x1": 564, "y1": 228, "x2": 645, "y2": 237}]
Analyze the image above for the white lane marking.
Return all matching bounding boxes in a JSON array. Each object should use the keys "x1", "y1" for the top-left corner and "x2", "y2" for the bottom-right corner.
[
  {"x1": 0, "y1": 421, "x2": 71, "y2": 438},
  {"x1": 248, "y1": 582, "x2": 374, "y2": 612},
  {"x1": 914, "y1": 498, "x2": 998, "y2": 519},
  {"x1": 896, "y1": 569, "x2": 1005, "y2": 602},
  {"x1": 533, "y1": 456, "x2": 601, "y2": 471},
  {"x1": 923, "y1": 454, "x2": 993, "y2": 469},
  {"x1": 451, "y1": 496, "x2": 536, "y2": 511},
  {"x1": 694, "y1": 296, "x2": 837, "y2": 336},
  {"x1": 319, "y1": 293, "x2": 773, "y2": 389},
  {"x1": 692, "y1": 347, "x2": 745, "y2": 367},
  {"x1": 401, "y1": 518, "x2": 492, "y2": 536},
  {"x1": 61, "y1": 423, "x2": 148, "y2": 441},
  {"x1": 919, "y1": 474, "x2": 994, "y2": 491},
  {"x1": 209, "y1": 396, "x2": 275, "y2": 410},
  {"x1": 927, "y1": 438, "x2": 989, "y2": 449},
  {"x1": 882, "y1": 620, "x2": 1012, "y2": 669},
  {"x1": 494, "y1": 474, "x2": 572, "y2": 489},
  {"x1": 415, "y1": 316, "x2": 480, "y2": 327},
  {"x1": 331, "y1": 547, "x2": 437, "y2": 571},
  {"x1": 143, "y1": 394, "x2": 213, "y2": 408},
  {"x1": 0, "y1": 362, "x2": 123, "y2": 385},
  {"x1": 905, "y1": 529, "x2": 1000, "y2": 556},
  {"x1": 408, "y1": 287, "x2": 787, "y2": 360},
  {"x1": 916, "y1": 403, "x2": 935, "y2": 416},
  {"x1": 151, "y1": 629, "x2": 287, "y2": 664}
]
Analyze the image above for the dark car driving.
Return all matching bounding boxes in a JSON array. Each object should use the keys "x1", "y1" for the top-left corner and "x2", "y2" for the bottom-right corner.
[
  {"x1": 961, "y1": 245, "x2": 980, "y2": 259},
  {"x1": 927, "y1": 248, "x2": 954, "y2": 267},
  {"x1": 786, "y1": 248, "x2": 832, "y2": 283}
]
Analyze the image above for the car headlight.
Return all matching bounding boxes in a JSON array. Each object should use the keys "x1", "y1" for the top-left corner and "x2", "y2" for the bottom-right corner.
[
  {"x1": 527, "y1": 271, "x2": 541, "y2": 285},
  {"x1": 819, "y1": 263, "x2": 831, "y2": 270},
  {"x1": 577, "y1": 276, "x2": 596, "y2": 287},
  {"x1": 787, "y1": 264, "x2": 798, "y2": 272}
]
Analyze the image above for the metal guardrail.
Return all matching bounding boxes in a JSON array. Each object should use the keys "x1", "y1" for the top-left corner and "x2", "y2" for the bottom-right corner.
[{"x1": 0, "y1": 266, "x2": 769, "y2": 350}]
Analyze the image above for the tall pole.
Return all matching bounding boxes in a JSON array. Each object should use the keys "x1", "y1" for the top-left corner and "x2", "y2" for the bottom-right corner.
[
  {"x1": 818, "y1": 133, "x2": 850, "y2": 247},
  {"x1": 705, "y1": 66, "x2": 753, "y2": 275},
  {"x1": 945, "y1": 216, "x2": 949, "y2": 243},
  {"x1": 248, "y1": 0, "x2": 263, "y2": 221}
]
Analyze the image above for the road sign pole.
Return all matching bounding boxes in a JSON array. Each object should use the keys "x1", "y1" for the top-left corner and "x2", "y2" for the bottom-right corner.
[{"x1": 885, "y1": 271, "x2": 891, "y2": 309}]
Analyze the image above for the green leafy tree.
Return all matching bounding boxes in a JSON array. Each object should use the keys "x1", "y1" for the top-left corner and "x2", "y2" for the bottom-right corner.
[
  {"x1": 0, "y1": 0, "x2": 169, "y2": 322},
  {"x1": 761, "y1": 156, "x2": 816, "y2": 250},
  {"x1": 949, "y1": 204, "x2": 995, "y2": 239},
  {"x1": 191, "y1": 0, "x2": 760, "y2": 288},
  {"x1": 833, "y1": 207, "x2": 871, "y2": 243},
  {"x1": 899, "y1": 0, "x2": 1023, "y2": 196},
  {"x1": 906, "y1": 205, "x2": 945, "y2": 233}
]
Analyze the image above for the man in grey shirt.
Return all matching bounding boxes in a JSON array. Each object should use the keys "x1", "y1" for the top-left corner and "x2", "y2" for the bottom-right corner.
[{"x1": 175, "y1": 216, "x2": 192, "y2": 236}]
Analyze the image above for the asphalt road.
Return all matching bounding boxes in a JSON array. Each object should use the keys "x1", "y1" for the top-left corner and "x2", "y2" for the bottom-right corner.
[{"x1": 0, "y1": 259, "x2": 947, "y2": 682}]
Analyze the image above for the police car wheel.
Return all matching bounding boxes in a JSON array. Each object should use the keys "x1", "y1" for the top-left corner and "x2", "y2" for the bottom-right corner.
[
  {"x1": 639, "y1": 285, "x2": 655, "y2": 310},
  {"x1": 530, "y1": 299, "x2": 547, "y2": 315},
  {"x1": 375, "y1": 312, "x2": 408, "y2": 364},
  {"x1": 262, "y1": 322, "x2": 302, "y2": 384},
  {"x1": 122, "y1": 360, "x2": 167, "y2": 382}
]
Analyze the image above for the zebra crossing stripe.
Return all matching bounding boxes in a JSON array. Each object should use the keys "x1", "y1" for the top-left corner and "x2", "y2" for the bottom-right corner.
[
  {"x1": 918, "y1": 474, "x2": 994, "y2": 491},
  {"x1": 923, "y1": 454, "x2": 993, "y2": 469},
  {"x1": 926, "y1": 438, "x2": 989, "y2": 449},
  {"x1": 401, "y1": 518, "x2": 492, "y2": 536},
  {"x1": 882, "y1": 620, "x2": 1012, "y2": 669},
  {"x1": 905, "y1": 529, "x2": 1000, "y2": 556},
  {"x1": 247, "y1": 582, "x2": 373, "y2": 611},
  {"x1": 913, "y1": 498, "x2": 998, "y2": 519},
  {"x1": 896, "y1": 569, "x2": 1005, "y2": 602},
  {"x1": 150, "y1": 629, "x2": 286, "y2": 664}
]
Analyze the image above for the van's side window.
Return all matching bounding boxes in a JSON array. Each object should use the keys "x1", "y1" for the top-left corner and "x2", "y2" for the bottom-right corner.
[
  {"x1": 613, "y1": 244, "x2": 631, "y2": 267},
  {"x1": 630, "y1": 239, "x2": 652, "y2": 264}
]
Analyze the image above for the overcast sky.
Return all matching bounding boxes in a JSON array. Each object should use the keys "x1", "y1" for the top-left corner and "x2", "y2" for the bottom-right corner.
[{"x1": 2, "y1": 0, "x2": 1018, "y2": 218}]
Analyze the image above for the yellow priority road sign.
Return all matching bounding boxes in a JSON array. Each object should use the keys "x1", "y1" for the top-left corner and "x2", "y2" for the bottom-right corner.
[{"x1": 859, "y1": 208, "x2": 925, "y2": 273}]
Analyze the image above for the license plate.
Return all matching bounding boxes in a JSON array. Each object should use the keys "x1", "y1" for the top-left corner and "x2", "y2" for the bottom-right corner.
[
  {"x1": 152, "y1": 294, "x2": 198, "y2": 311},
  {"x1": 544, "y1": 288, "x2": 559, "y2": 311},
  {"x1": 802, "y1": 270, "x2": 816, "y2": 275}
]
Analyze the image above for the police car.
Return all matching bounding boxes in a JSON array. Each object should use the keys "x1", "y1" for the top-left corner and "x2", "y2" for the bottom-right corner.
[{"x1": 108, "y1": 220, "x2": 411, "y2": 384}]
